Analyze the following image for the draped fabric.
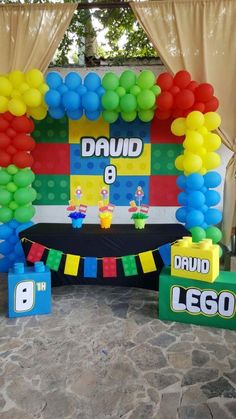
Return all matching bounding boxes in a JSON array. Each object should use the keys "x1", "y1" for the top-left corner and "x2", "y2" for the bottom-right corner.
[
  {"x1": 131, "y1": 0, "x2": 236, "y2": 246},
  {"x1": 0, "y1": 3, "x2": 77, "y2": 74}
]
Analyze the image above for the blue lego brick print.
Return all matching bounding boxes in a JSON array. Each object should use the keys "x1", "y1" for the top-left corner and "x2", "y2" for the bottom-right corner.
[
  {"x1": 110, "y1": 176, "x2": 150, "y2": 205},
  {"x1": 110, "y1": 117, "x2": 151, "y2": 144},
  {"x1": 70, "y1": 144, "x2": 110, "y2": 175},
  {"x1": 8, "y1": 263, "x2": 51, "y2": 318}
]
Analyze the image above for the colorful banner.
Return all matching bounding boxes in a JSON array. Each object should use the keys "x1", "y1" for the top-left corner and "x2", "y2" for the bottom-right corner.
[
  {"x1": 64, "y1": 254, "x2": 80, "y2": 276},
  {"x1": 84, "y1": 257, "x2": 97, "y2": 278},
  {"x1": 139, "y1": 250, "x2": 156, "y2": 273},
  {"x1": 46, "y1": 249, "x2": 63, "y2": 271},
  {"x1": 27, "y1": 242, "x2": 46, "y2": 263},
  {"x1": 122, "y1": 255, "x2": 138, "y2": 276}
]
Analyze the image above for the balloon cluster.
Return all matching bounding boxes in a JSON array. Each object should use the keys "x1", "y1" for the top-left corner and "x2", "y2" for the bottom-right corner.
[
  {"x1": 0, "y1": 220, "x2": 33, "y2": 272},
  {"x1": 0, "y1": 165, "x2": 36, "y2": 224},
  {"x1": 172, "y1": 111, "x2": 221, "y2": 175},
  {"x1": 45, "y1": 71, "x2": 104, "y2": 121},
  {"x1": 101, "y1": 70, "x2": 160, "y2": 123},
  {"x1": 0, "y1": 69, "x2": 48, "y2": 120},
  {"x1": 0, "y1": 112, "x2": 35, "y2": 168},
  {"x1": 156, "y1": 70, "x2": 219, "y2": 120}
]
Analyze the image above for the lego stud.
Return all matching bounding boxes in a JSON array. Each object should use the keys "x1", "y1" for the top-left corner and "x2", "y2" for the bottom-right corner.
[
  {"x1": 13, "y1": 263, "x2": 24, "y2": 274},
  {"x1": 34, "y1": 262, "x2": 45, "y2": 273},
  {"x1": 200, "y1": 239, "x2": 212, "y2": 250}
]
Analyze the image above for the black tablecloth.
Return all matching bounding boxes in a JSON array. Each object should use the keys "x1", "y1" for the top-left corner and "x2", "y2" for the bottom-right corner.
[{"x1": 20, "y1": 223, "x2": 189, "y2": 290}]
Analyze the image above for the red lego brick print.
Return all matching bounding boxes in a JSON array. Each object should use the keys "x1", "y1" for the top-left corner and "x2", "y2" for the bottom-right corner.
[
  {"x1": 31, "y1": 143, "x2": 70, "y2": 174},
  {"x1": 150, "y1": 175, "x2": 180, "y2": 206},
  {"x1": 102, "y1": 257, "x2": 117, "y2": 278},
  {"x1": 151, "y1": 117, "x2": 184, "y2": 144}
]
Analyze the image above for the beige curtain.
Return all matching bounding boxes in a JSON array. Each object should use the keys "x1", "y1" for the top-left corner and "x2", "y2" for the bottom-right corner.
[
  {"x1": 131, "y1": 0, "x2": 236, "y2": 246},
  {"x1": 0, "y1": 3, "x2": 77, "y2": 74}
]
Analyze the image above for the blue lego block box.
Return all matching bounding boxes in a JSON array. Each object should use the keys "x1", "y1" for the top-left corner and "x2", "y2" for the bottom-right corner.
[{"x1": 8, "y1": 262, "x2": 51, "y2": 318}]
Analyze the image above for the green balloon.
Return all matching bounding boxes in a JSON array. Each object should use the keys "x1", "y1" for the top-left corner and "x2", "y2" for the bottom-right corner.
[
  {"x1": 0, "y1": 189, "x2": 13, "y2": 206},
  {"x1": 137, "y1": 70, "x2": 155, "y2": 89},
  {"x1": 205, "y1": 226, "x2": 222, "y2": 244},
  {"x1": 102, "y1": 111, "x2": 119, "y2": 123},
  {"x1": 121, "y1": 111, "x2": 137, "y2": 122},
  {"x1": 130, "y1": 85, "x2": 141, "y2": 96},
  {"x1": 138, "y1": 110, "x2": 154, "y2": 122},
  {"x1": 0, "y1": 170, "x2": 11, "y2": 185},
  {"x1": 14, "y1": 205, "x2": 35, "y2": 223},
  {"x1": 9, "y1": 201, "x2": 19, "y2": 210},
  {"x1": 6, "y1": 164, "x2": 18, "y2": 175},
  {"x1": 137, "y1": 90, "x2": 156, "y2": 110},
  {"x1": 101, "y1": 91, "x2": 119, "y2": 111},
  {"x1": 120, "y1": 94, "x2": 137, "y2": 113},
  {"x1": 151, "y1": 85, "x2": 161, "y2": 96},
  {"x1": 190, "y1": 226, "x2": 206, "y2": 242},
  {"x1": 14, "y1": 187, "x2": 37, "y2": 205},
  {"x1": 14, "y1": 169, "x2": 35, "y2": 187},
  {"x1": 102, "y1": 72, "x2": 119, "y2": 90},
  {"x1": 115, "y1": 86, "x2": 126, "y2": 97},
  {"x1": 6, "y1": 182, "x2": 18, "y2": 193},
  {"x1": 219, "y1": 245, "x2": 223, "y2": 258},
  {"x1": 0, "y1": 206, "x2": 13, "y2": 223},
  {"x1": 119, "y1": 70, "x2": 136, "y2": 91}
]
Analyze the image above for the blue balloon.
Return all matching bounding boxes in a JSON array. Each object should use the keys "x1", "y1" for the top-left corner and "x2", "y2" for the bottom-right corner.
[
  {"x1": 96, "y1": 86, "x2": 105, "y2": 97},
  {"x1": 77, "y1": 85, "x2": 87, "y2": 96},
  {"x1": 85, "y1": 110, "x2": 100, "y2": 121},
  {"x1": 14, "y1": 242, "x2": 25, "y2": 257},
  {"x1": 200, "y1": 223, "x2": 209, "y2": 230},
  {"x1": 205, "y1": 208, "x2": 222, "y2": 225},
  {"x1": 188, "y1": 191, "x2": 205, "y2": 208},
  {"x1": 57, "y1": 84, "x2": 68, "y2": 95},
  {"x1": 200, "y1": 186, "x2": 207, "y2": 194},
  {"x1": 0, "y1": 241, "x2": 14, "y2": 255},
  {"x1": 186, "y1": 173, "x2": 204, "y2": 190},
  {"x1": 177, "y1": 192, "x2": 188, "y2": 206},
  {"x1": 186, "y1": 210, "x2": 204, "y2": 228},
  {"x1": 49, "y1": 107, "x2": 65, "y2": 119},
  {"x1": 65, "y1": 72, "x2": 82, "y2": 90},
  {"x1": 0, "y1": 257, "x2": 11, "y2": 273},
  {"x1": 45, "y1": 90, "x2": 61, "y2": 108},
  {"x1": 9, "y1": 235, "x2": 18, "y2": 244},
  {"x1": 82, "y1": 92, "x2": 100, "y2": 112},
  {"x1": 204, "y1": 171, "x2": 222, "y2": 188},
  {"x1": 67, "y1": 109, "x2": 83, "y2": 120},
  {"x1": 201, "y1": 204, "x2": 209, "y2": 214},
  {"x1": 8, "y1": 220, "x2": 19, "y2": 229},
  {"x1": 0, "y1": 224, "x2": 12, "y2": 239},
  {"x1": 16, "y1": 221, "x2": 34, "y2": 235},
  {"x1": 46, "y1": 72, "x2": 62, "y2": 89},
  {"x1": 84, "y1": 73, "x2": 101, "y2": 91},
  {"x1": 176, "y1": 207, "x2": 187, "y2": 222},
  {"x1": 62, "y1": 91, "x2": 80, "y2": 111},
  {"x1": 176, "y1": 175, "x2": 186, "y2": 190},
  {"x1": 8, "y1": 252, "x2": 17, "y2": 261},
  {"x1": 204, "y1": 190, "x2": 221, "y2": 206}
]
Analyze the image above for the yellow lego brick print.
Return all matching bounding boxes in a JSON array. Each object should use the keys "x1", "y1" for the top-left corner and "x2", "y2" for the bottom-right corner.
[
  {"x1": 70, "y1": 175, "x2": 108, "y2": 206},
  {"x1": 171, "y1": 237, "x2": 219, "y2": 283},
  {"x1": 69, "y1": 116, "x2": 109, "y2": 143},
  {"x1": 110, "y1": 144, "x2": 151, "y2": 175}
]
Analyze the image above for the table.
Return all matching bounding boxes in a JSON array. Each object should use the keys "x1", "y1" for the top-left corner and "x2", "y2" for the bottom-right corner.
[{"x1": 20, "y1": 223, "x2": 190, "y2": 290}]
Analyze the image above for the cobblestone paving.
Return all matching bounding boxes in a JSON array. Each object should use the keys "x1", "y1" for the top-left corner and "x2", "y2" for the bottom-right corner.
[{"x1": 0, "y1": 274, "x2": 236, "y2": 419}]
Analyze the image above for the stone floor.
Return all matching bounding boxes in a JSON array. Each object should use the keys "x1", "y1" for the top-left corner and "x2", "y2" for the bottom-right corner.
[{"x1": 0, "y1": 274, "x2": 236, "y2": 419}]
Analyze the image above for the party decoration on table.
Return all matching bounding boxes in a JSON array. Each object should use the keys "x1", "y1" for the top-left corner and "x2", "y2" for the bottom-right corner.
[
  {"x1": 27, "y1": 242, "x2": 46, "y2": 263},
  {"x1": 128, "y1": 186, "x2": 149, "y2": 229},
  {"x1": 0, "y1": 69, "x2": 48, "y2": 120},
  {"x1": 98, "y1": 186, "x2": 115, "y2": 229},
  {"x1": 139, "y1": 250, "x2": 156, "y2": 273},
  {"x1": 121, "y1": 255, "x2": 138, "y2": 277},
  {"x1": 84, "y1": 257, "x2": 98, "y2": 278},
  {"x1": 64, "y1": 254, "x2": 80, "y2": 276},
  {"x1": 155, "y1": 70, "x2": 219, "y2": 120},
  {"x1": 103, "y1": 257, "x2": 117, "y2": 278},
  {"x1": 46, "y1": 249, "x2": 63, "y2": 271},
  {"x1": 67, "y1": 185, "x2": 88, "y2": 228}
]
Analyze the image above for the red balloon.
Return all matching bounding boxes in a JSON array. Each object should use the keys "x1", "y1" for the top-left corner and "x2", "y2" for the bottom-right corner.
[
  {"x1": 169, "y1": 86, "x2": 180, "y2": 96},
  {"x1": 0, "y1": 151, "x2": 11, "y2": 167},
  {"x1": 0, "y1": 133, "x2": 11, "y2": 149},
  {"x1": 156, "y1": 91, "x2": 173, "y2": 111},
  {"x1": 3, "y1": 112, "x2": 14, "y2": 122},
  {"x1": 173, "y1": 71, "x2": 191, "y2": 89},
  {"x1": 12, "y1": 134, "x2": 36, "y2": 151},
  {"x1": 174, "y1": 89, "x2": 195, "y2": 110},
  {"x1": 195, "y1": 83, "x2": 214, "y2": 102},
  {"x1": 12, "y1": 151, "x2": 34, "y2": 168},
  {"x1": 172, "y1": 109, "x2": 184, "y2": 118},
  {"x1": 0, "y1": 117, "x2": 9, "y2": 132},
  {"x1": 6, "y1": 145, "x2": 17, "y2": 155},
  {"x1": 156, "y1": 72, "x2": 173, "y2": 91},
  {"x1": 6, "y1": 128, "x2": 16, "y2": 138},
  {"x1": 11, "y1": 116, "x2": 35, "y2": 133},
  {"x1": 191, "y1": 102, "x2": 205, "y2": 112},
  {"x1": 204, "y1": 96, "x2": 219, "y2": 112},
  {"x1": 187, "y1": 81, "x2": 199, "y2": 92},
  {"x1": 155, "y1": 108, "x2": 172, "y2": 120}
]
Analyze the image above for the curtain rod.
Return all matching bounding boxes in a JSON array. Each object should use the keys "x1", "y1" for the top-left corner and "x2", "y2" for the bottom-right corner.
[{"x1": 77, "y1": 2, "x2": 130, "y2": 10}]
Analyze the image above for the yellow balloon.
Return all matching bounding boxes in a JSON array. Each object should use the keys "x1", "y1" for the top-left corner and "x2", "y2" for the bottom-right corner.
[
  {"x1": 26, "y1": 69, "x2": 44, "y2": 88},
  {"x1": 8, "y1": 98, "x2": 27, "y2": 116},
  {"x1": 0, "y1": 96, "x2": 8, "y2": 112},
  {"x1": 196, "y1": 147, "x2": 207, "y2": 159},
  {"x1": 204, "y1": 132, "x2": 221, "y2": 151},
  {"x1": 28, "y1": 105, "x2": 47, "y2": 120},
  {"x1": 11, "y1": 89, "x2": 21, "y2": 98},
  {"x1": 183, "y1": 130, "x2": 203, "y2": 151},
  {"x1": 204, "y1": 112, "x2": 221, "y2": 131},
  {"x1": 19, "y1": 83, "x2": 30, "y2": 94},
  {"x1": 171, "y1": 117, "x2": 186, "y2": 136},
  {"x1": 38, "y1": 83, "x2": 49, "y2": 95},
  {"x1": 186, "y1": 111, "x2": 204, "y2": 130},
  {"x1": 175, "y1": 155, "x2": 184, "y2": 171},
  {"x1": 199, "y1": 167, "x2": 207, "y2": 175},
  {"x1": 8, "y1": 71, "x2": 25, "y2": 88},
  {"x1": 23, "y1": 88, "x2": 42, "y2": 107},
  {"x1": 198, "y1": 126, "x2": 208, "y2": 136},
  {"x1": 183, "y1": 152, "x2": 202, "y2": 173},
  {"x1": 204, "y1": 152, "x2": 221, "y2": 169},
  {"x1": 0, "y1": 76, "x2": 12, "y2": 96}
]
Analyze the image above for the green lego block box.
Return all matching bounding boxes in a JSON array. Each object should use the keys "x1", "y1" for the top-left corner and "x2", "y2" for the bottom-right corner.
[{"x1": 159, "y1": 267, "x2": 236, "y2": 330}]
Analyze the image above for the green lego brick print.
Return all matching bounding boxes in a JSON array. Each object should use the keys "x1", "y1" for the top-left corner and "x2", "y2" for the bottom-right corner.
[
  {"x1": 32, "y1": 114, "x2": 68, "y2": 143},
  {"x1": 122, "y1": 255, "x2": 138, "y2": 276},
  {"x1": 46, "y1": 249, "x2": 63, "y2": 271},
  {"x1": 33, "y1": 175, "x2": 70, "y2": 205},
  {"x1": 151, "y1": 144, "x2": 183, "y2": 175}
]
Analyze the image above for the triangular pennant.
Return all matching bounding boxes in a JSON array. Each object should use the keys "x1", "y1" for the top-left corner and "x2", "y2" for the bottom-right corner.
[
  {"x1": 27, "y1": 242, "x2": 45, "y2": 263},
  {"x1": 46, "y1": 249, "x2": 63, "y2": 271},
  {"x1": 103, "y1": 257, "x2": 117, "y2": 278},
  {"x1": 84, "y1": 257, "x2": 97, "y2": 278},
  {"x1": 122, "y1": 255, "x2": 137, "y2": 276},
  {"x1": 64, "y1": 254, "x2": 80, "y2": 276},
  {"x1": 158, "y1": 243, "x2": 171, "y2": 266},
  {"x1": 139, "y1": 251, "x2": 156, "y2": 273}
]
